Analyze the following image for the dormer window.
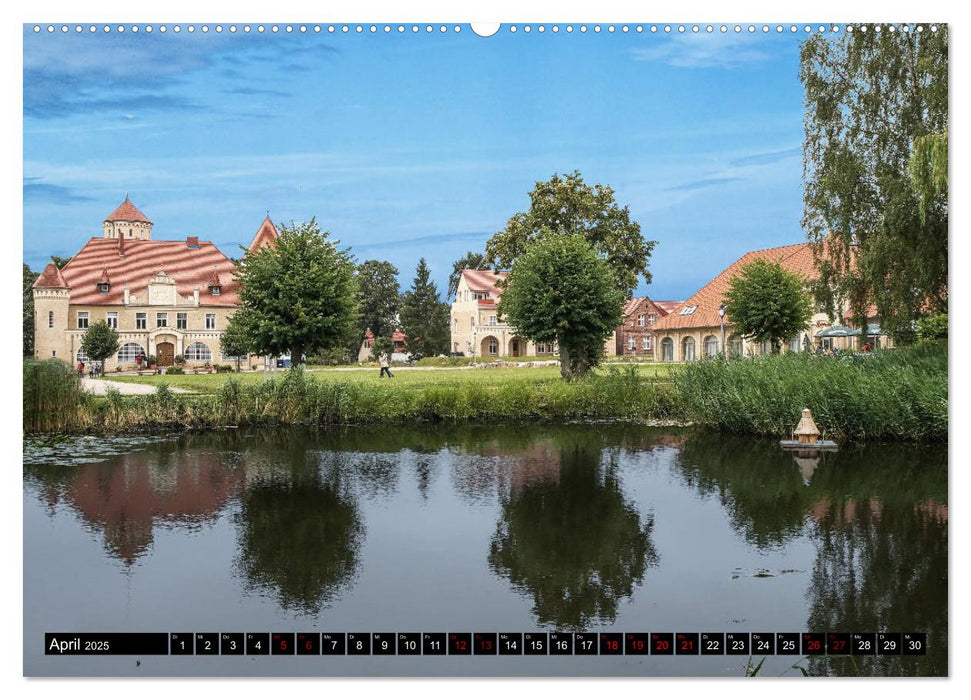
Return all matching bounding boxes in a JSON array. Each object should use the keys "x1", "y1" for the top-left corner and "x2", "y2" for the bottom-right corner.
[
  {"x1": 96, "y1": 267, "x2": 111, "y2": 294},
  {"x1": 210, "y1": 286, "x2": 221, "y2": 296},
  {"x1": 678, "y1": 305, "x2": 698, "y2": 316},
  {"x1": 99, "y1": 283, "x2": 110, "y2": 294}
]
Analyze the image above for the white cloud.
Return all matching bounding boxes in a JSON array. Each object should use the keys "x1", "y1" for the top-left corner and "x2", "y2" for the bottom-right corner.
[{"x1": 631, "y1": 33, "x2": 772, "y2": 68}]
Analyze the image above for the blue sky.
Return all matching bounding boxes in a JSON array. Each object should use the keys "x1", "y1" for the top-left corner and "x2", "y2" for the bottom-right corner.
[{"x1": 23, "y1": 24, "x2": 808, "y2": 301}]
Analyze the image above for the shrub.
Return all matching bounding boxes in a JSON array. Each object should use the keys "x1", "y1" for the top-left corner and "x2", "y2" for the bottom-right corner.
[
  {"x1": 917, "y1": 313, "x2": 947, "y2": 340},
  {"x1": 166, "y1": 366, "x2": 185, "y2": 375}
]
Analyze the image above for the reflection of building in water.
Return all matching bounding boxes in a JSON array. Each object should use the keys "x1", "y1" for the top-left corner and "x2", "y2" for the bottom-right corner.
[
  {"x1": 451, "y1": 442, "x2": 562, "y2": 501},
  {"x1": 48, "y1": 452, "x2": 244, "y2": 565},
  {"x1": 793, "y1": 453, "x2": 820, "y2": 484}
]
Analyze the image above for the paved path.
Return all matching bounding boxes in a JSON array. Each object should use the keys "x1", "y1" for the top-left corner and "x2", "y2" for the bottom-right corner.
[{"x1": 82, "y1": 377, "x2": 194, "y2": 395}]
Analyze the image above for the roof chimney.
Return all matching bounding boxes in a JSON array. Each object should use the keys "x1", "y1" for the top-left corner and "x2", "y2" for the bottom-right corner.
[{"x1": 187, "y1": 236, "x2": 199, "y2": 248}]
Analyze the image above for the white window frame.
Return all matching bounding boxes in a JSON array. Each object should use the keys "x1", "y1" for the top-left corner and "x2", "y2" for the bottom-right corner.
[
  {"x1": 488, "y1": 339, "x2": 498, "y2": 355},
  {"x1": 117, "y1": 342, "x2": 146, "y2": 363},
  {"x1": 643, "y1": 337, "x2": 651, "y2": 351},
  {"x1": 177, "y1": 312, "x2": 188, "y2": 330},
  {"x1": 637, "y1": 314, "x2": 645, "y2": 327},
  {"x1": 106, "y1": 312, "x2": 118, "y2": 329},
  {"x1": 135, "y1": 312, "x2": 147, "y2": 330},
  {"x1": 156, "y1": 312, "x2": 168, "y2": 328},
  {"x1": 185, "y1": 342, "x2": 212, "y2": 362},
  {"x1": 628, "y1": 337, "x2": 636, "y2": 351},
  {"x1": 205, "y1": 313, "x2": 216, "y2": 330},
  {"x1": 77, "y1": 311, "x2": 89, "y2": 329}
]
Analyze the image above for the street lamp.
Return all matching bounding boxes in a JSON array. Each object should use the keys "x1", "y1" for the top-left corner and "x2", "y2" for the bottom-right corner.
[{"x1": 718, "y1": 304, "x2": 726, "y2": 357}]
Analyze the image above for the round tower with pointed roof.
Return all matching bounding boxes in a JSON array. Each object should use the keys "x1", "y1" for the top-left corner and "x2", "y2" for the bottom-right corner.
[{"x1": 103, "y1": 194, "x2": 153, "y2": 241}]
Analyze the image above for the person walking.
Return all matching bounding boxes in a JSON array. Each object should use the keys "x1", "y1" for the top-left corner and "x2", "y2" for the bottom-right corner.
[
  {"x1": 77, "y1": 361, "x2": 85, "y2": 378},
  {"x1": 379, "y1": 351, "x2": 394, "y2": 378}
]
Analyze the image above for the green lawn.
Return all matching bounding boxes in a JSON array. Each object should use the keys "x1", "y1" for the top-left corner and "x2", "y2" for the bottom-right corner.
[{"x1": 104, "y1": 363, "x2": 675, "y2": 394}]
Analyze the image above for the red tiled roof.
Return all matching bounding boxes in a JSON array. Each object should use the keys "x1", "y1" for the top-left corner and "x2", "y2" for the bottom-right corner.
[
  {"x1": 33, "y1": 261, "x2": 69, "y2": 289},
  {"x1": 59, "y1": 238, "x2": 240, "y2": 306},
  {"x1": 364, "y1": 329, "x2": 407, "y2": 343},
  {"x1": 652, "y1": 242, "x2": 819, "y2": 331},
  {"x1": 461, "y1": 268, "x2": 507, "y2": 297},
  {"x1": 247, "y1": 217, "x2": 280, "y2": 252},
  {"x1": 105, "y1": 195, "x2": 151, "y2": 223},
  {"x1": 622, "y1": 297, "x2": 644, "y2": 318},
  {"x1": 654, "y1": 300, "x2": 682, "y2": 314}
]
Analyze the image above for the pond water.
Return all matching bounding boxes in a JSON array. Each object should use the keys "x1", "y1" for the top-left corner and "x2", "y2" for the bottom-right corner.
[{"x1": 23, "y1": 425, "x2": 947, "y2": 677}]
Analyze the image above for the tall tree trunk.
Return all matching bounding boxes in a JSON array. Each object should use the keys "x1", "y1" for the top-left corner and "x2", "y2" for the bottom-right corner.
[
  {"x1": 558, "y1": 342, "x2": 591, "y2": 381},
  {"x1": 291, "y1": 343, "x2": 304, "y2": 368}
]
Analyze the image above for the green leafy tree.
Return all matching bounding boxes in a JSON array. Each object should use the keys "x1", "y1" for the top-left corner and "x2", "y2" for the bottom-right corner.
[
  {"x1": 447, "y1": 251, "x2": 489, "y2": 300},
  {"x1": 801, "y1": 27, "x2": 948, "y2": 342},
  {"x1": 50, "y1": 255, "x2": 72, "y2": 269},
  {"x1": 916, "y1": 313, "x2": 947, "y2": 341},
  {"x1": 722, "y1": 259, "x2": 813, "y2": 352},
  {"x1": 233, "y1": 219, "x2": 359, "y2": 365},
  {"x1": 80, "y1": 320, "x2": 120, "y2": 364},
  {"x1": 220, "y1": 313, "x2": 253, "y2": 371},
  {"x1": 486, "y1": 171, "x2": 655, "y2": 297},
  {"x1": 23, "y1": 264, "x2": 39, "y2": 357},
  {"x1": 498, "y1": 232, "x2": 623, "y2": 380},
  {"x1": 399, "y1": 258, "x2": 449, "y2": 361},
  {"x1": 355, "y1": 260, "x2": 401, "y2": 359}
]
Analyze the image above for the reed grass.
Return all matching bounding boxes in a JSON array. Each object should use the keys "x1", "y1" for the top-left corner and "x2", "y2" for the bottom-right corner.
[
  {"x1": 672, "y1": 343, "x2": 947, "y2": 441},
  {"x1": 23, "y1": 359, "x2": 87, "y2": 433}
]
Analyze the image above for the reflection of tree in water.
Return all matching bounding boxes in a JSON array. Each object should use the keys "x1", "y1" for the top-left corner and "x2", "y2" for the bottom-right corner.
[
  {"x1": 675, "y1": 432, "x2": 809, "y2": 548},
  {"x1": 236, "y1": 456, "x2": 364, "y2": 616},
  {"x1": 487, "y1": 440, "x2": 658, "y2": 630},
  {"x1": 675, "y1": 432, "x2": 947, "y2": 677},
  {"x1": 802, "y1": 444, "x2": 947, "y2": 677}
]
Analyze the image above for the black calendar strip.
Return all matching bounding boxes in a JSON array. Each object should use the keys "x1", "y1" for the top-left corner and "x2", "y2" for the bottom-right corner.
[{"x1": 45, "y1": 632, "x2": 927, "y2": 656}]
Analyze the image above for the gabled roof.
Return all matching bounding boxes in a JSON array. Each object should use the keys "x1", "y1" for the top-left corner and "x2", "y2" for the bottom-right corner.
[
  {"x1": 105, "y1": 194, "x2": 151, "y2": 223},
  {"x1": 58, "y1": 238, "x2": 240, "y2": 306},
  {"x1": 653, "y1": 301, "x2": 682, "y2": 314},
  {"x1": 652, "y1": 242, "x2": 818, "y2": 332},
  {"x1": 460, "y1": 268, "x2": 507, "y2": 296},
  {"x1": 622, "y1": 298, "x2": 644, "y2": 318},
  {"x1": 33, "y1": 261, "x2": 69, "y2": 289},
  {"x1": 247, "y1": 217, "x2": 280, "y2": 253}
]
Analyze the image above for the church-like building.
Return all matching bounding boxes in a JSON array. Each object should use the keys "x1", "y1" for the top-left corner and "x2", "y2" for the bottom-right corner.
[{"x1": 32, "y1": 195, "x2": 280, "y2": 370}]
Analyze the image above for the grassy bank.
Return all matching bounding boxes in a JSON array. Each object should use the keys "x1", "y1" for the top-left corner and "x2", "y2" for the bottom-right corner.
[
  {"x1": 47, "y1": 365, "x2": 680, "y2": 433},
  {"x1": 24, "y1": 345, "x2": 946, "y2": 441},
  {"x1": 673, "y1": 343, "x2": 947, "y2": 441}
]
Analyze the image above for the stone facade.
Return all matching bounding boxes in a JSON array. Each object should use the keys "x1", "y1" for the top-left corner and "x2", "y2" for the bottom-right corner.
[
  {"x1": 449, "y1": 269, "x2": 616, "y2": 359},
  {"x1": 32, "y1": 197, "x2": 280, "y2": 371}
]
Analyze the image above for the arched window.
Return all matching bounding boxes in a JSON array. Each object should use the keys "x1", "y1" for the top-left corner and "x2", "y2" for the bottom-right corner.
[
  {"x1": 185, "y1": 342, "x2": 212, "y2": 362},
  {"x1": 117, "y1": 342, "x2": 146, "y2": 363},
  {"x1": 704, "y1": 335, "x2": 719, "y2": 358},
  {"x1": 76, "y1": 348, "x2": 90, "y2": 363},
  {"x1": 728, "y1": 335, "x2": 743, "y2": 357},
  {"x1": 682, "y1": 337, "x2": 696, "y2": 362},
  {"x1": 661, "y1": 337, "x2": 674, "y2": 362}
]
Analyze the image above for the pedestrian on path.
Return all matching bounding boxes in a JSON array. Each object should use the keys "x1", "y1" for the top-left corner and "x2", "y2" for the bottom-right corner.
[
  {"x1": 77, "y1": 361, "x2": 84, "y2": 378},
  {"x1": 379, "y1": 351, "x2": 394, "y2": 378}
]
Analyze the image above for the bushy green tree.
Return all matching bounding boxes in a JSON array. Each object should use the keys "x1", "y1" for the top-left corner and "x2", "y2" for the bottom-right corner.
[
  {"x1": 399, "y1": 258, "x2": 449, "y2": 361},
  {"x1": 801, "y1": 27, "x2": 948, "y2": 342},
  {"x1": 498, "y1": 232, "x2": 623, "y2": 380},
  {"x1": 23, "y1": 264, "x2": 38, "y2": 357},
  {"x1": 447, "y1": 251, "x2": 489, "y2": 300},
  {"x1": 80, "y1": 320, "x2": 120, "y2": 365},
  {"x1": 722, "y1": 259, "x2": 813, "y2": 351},
  {"x1": 486, "y1": 171, "x2": 655, "y2": 297},
  {"x1": 917, "y1": 313, "x2": 947, "y2": 341},
  {"x1": 233, "y1": 219, "x2": 358, "y2": 365},
  {"x1": 220, "y1": 313, "x2": 253, "y2": 371},
  {"x1": 355, "y1": 260, "x2": 401, "y2": 359}
]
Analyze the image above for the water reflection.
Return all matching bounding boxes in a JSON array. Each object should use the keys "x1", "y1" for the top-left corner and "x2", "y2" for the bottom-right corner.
[
  {"x1": 25, "y1": 446, "x2": 244, "y2": 565},
  {"x1": 235, "y1": 454, "x2": 364, "y2": 616},
  {"x1": 487, "y1": 436, "x2": 659, "y2": 630},
  {"x1": 674, "y1": 433, "x2": 947, "y2": 676}
]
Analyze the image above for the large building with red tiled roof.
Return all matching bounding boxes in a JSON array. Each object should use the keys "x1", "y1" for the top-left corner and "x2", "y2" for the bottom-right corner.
[
  {"x1": 650, "y1": 242, "x2": 889, "y2": 361},
  {"x1": 449, "y1": 268, "x2": 619, "y2": 358},
  {"x1": 32, "y1": 196, "x2": 280, "y2": 370}
]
